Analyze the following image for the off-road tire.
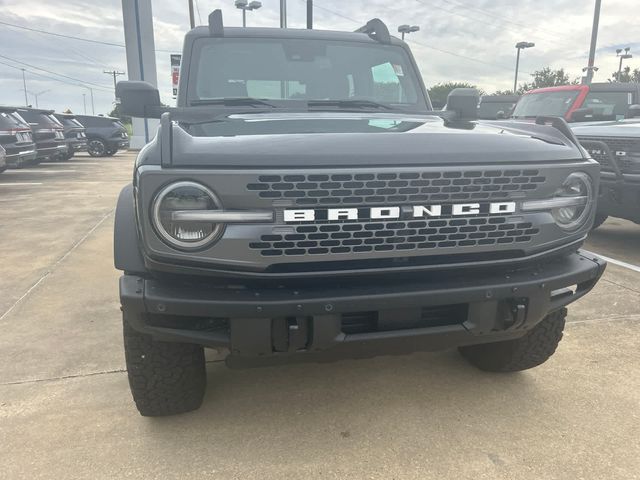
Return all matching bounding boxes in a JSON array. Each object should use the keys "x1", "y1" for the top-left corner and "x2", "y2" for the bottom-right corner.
[
  {"x1": 459, "y1": 308, "x2": 567, "y2": 372},
  {"x1": 123, "y1": 318, "x2": 206, "y2": 416},
  {"x1": 592, "y1": 214, "x2": 608, "y2": 230},
  {"x1": 106, "y1": 148, "x2": 117, "y2": 156}
]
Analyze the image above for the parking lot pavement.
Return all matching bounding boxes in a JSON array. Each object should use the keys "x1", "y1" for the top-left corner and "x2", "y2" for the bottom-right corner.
[{"x1": 1, "y1": 152, "x2": 639, "y2": 479}]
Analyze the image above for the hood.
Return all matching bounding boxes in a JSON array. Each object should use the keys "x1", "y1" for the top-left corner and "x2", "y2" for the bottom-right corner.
[
  {"x1": 571, "y1": 119, "x2": 640, "y2": 137},
  {"x1": 160, "y1": 112, "x2": 583, "y2": 168}
]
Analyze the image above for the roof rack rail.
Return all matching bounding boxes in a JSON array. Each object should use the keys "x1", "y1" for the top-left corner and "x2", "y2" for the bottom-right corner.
[
  {"x1": 355, "y1": 18, "x2": 391, "y2": 44},
  {"x1": 209, "y1": 9, "x2": 224, "y2": 37}
]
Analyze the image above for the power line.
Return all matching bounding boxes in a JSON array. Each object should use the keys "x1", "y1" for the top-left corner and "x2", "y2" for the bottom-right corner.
[
  {"x1": 0, "y1": 55, "x2": 113, "y2": 92},
  {"x1": 0, "y1": 59, "x2": 108, "y2": 94},
  {"x1": 0, "y1": 20, "x2": 174, "y2": 53},
  {"x1": 304, "y1": 0, "x2": 529, "y2": 75}
]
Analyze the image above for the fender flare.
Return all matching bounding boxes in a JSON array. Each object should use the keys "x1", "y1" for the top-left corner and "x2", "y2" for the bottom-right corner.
[{"x1": 114, "y1": 184, "x2": 146, "y2": 273}]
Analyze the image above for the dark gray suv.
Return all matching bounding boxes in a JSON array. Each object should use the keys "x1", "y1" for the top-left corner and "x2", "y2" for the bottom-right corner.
[
  {"x1": 74, "y1": 115, "x2": 129, "y2": 157},
  {"x1": 114, "y1": 12, "x2": 605, "y2": 416}
]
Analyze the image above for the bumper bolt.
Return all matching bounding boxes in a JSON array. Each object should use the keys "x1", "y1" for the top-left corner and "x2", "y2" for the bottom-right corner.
[
  {"x1": 325, "y1": 304, "x2": 334, "y2": 312},
  {"x1": 156, "y1": 303, "x2": 166, "y2": 313}
]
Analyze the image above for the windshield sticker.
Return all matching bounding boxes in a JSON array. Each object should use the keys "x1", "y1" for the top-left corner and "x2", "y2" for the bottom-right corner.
[{"x1": 392, "y1": 64, "x2": 404, "y2": 77}]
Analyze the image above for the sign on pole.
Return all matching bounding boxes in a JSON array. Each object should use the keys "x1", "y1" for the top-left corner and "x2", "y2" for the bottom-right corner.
[{"x1": 171, "y1": 54, "x2": 182, "y2": 98}]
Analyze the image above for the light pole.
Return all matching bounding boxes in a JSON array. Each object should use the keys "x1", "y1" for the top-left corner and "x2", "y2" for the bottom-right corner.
[
  {"x1": 280, "y1": 0, "x2": 287, "y2": 28},
  {"x1": 398, "y1": 25, "x2": 420, "y2": 41},
  {"x1": 583, "y1": 0, "x2": 602, "y2": 84},
  {"x1": 616, "y1": 47, "x2": 633, "y2": 82},
  {"x1": 514, "y1": 41, "x2": 535, "y2": 93},
  {"x1": 188, "y1": 0, "x2": 195, "y2": 29},
  {"x1": 86, "y1": 87, "x2": 95, "y2": 115},
  {"x1": 28, "y1": 89, "x2": 51, "y2": 109},
  {"x1": 235, "y1": 0, "x2": 262, "y2": 27},
  {"x1": 82, "y1": 93, "x2": 87, "y2": 115}
]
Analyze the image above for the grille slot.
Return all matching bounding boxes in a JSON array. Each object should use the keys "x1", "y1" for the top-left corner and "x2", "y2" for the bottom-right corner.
[
  {"x1": 247, "y1": 169, "x2": 546, "y2": 206},
  {"x1": 578, "y1": 136, "x2": 640, "y2": 174},
  {"x1": 250, "y1": 217, "x2": 540, "y2": 257}
]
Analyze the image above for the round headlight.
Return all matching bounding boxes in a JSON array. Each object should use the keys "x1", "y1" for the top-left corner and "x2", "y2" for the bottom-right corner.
[
  {"x1": 551, "y1": 172, "x2": 594, "y2": 231},
  {"x1": 152, "y1": 181, "x2": 223, "y2": 250}
]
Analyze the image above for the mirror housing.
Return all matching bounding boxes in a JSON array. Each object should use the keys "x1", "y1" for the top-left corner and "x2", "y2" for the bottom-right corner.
[
  {"x1": 446, "y1": 88, "x2": 479, "y2": 121},
  {"x1": 569, "y1": 107, "x2": 593, "y2": 122},
  {"x1": 626, "y1": 104, "x2": 640, "y2": 119},
  {"x1": 115, "y1": 81, "x2": 165, "y2": 118}
]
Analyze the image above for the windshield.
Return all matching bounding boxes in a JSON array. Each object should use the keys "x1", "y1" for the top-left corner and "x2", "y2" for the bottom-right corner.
[
  {"x1": 478, "y1": 101, "x2": 517, "y2": 119},
  {"x1": 190, "y1": 37, "x2": 427, "y2": 111},
  {"x1": 512, "y1": 90, "x2": 580, "y2": 118},
  {"x1": 579, "y1": 91, "x2": 632, "y2": 121}
]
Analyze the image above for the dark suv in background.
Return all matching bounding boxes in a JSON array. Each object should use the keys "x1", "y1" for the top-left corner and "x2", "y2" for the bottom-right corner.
[
  {"x1": 0, "y1": 107, "x2": 37, "y2": 168},
  {"x1": 53, "y1": 113, "x2": 87, "y2": 160},
  {"x1": 15, "y1": 108, "x2": 67, "y2": 162},
  {"x1": 74, "y1": 115, "x2": 129, "y2": 157}
]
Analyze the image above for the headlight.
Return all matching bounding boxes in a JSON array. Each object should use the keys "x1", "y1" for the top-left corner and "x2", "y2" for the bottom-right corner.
[
  {"x1": 551, "y1": 172, "x2": 594, "y2": 231},
  {"x1": 152, "y1": 181, "x2": 224, "y2": 250},
  {"x1": 521, "y1": 172, "x2": 594, "y2": 232}
]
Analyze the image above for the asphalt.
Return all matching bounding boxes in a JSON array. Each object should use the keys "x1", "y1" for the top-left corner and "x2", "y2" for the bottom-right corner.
[{"x1": 1, "y1": 152, "x2": 639, "y2": 479}]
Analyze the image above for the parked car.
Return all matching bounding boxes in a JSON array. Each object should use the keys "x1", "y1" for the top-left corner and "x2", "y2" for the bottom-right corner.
[
  {"x1": 15, "y1": 108, "x2": 67, "y2": 162},
  {"x1": 512, "y1": 83, "x2": 640, "y2": 123},
  {"x1": 0, "y1": 106, "x2": 37, "y2": 168},
  {"x1": 53, "y1": 113, "x2": 87, "y2": 160},
  {"x1": 478, "y1": 94, "x2": 519, "y2": 120},
  {"x1": 114, "y1": 11, "x2": 605, "y2": 416},
  {"x1": 0, "y1": 144, "x2": 6, "y2": 173},
  {"x1": 74, "y1": 115, "x2": 129, "y2": 157},
  {"x1": 572, "y1": 119, "x2": 640, "y2": 227}
]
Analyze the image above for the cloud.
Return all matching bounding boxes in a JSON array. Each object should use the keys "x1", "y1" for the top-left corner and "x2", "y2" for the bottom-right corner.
[{"x1": 0, "y1": 0, "x2": 637, "y2": 115}]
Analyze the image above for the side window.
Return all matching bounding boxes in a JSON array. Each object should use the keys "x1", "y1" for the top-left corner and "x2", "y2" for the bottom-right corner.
[
  {"x1": 583, "y1": 92, "x2": 631, "y2": 119},
  {"x1": 371, "y1": 62, "x2": 403, "y2": 103}
]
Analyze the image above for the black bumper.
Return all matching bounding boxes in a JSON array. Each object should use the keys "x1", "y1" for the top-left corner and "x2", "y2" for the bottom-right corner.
[
  {"x1": 120, "y1": 251, "x2": 605, "y2": 367},
  {"x1": 5, "y1": 150, "x2": 37, "y2": 168},
  {"x1": 597, "y1": 173, "x2": 640, "y2": 223}
]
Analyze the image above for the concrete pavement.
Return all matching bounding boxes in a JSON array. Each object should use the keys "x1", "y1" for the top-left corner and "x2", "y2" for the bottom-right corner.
[{"x1": 1, "y1": 152, "x2": 639, "y2": 479}]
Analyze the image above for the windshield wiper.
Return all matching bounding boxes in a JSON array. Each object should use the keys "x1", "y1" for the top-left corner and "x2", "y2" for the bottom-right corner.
[
  {"x1": 190, "y1": 98, "x2": 278, "y2": 108},
  {"x1": 307, "y1": 99, "x2": 394, "y2": 111}
]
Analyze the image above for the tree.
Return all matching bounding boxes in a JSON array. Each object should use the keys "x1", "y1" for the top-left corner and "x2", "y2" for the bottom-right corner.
[
  {"x1": 428, "y1": 82, "x2": 484, "y2": 109},
  {"x1": 492, "y1": 89, "x2": 516, "y2": 95},
  {"x1": 517, "y1": 67, "x2": 579, "y2": 94},
  {"x1": 610, "y1": 66, "x2": 640, "y2": 83},
  {"x1": 109, "y1": 105, "x2": 131, "y2": 124}
]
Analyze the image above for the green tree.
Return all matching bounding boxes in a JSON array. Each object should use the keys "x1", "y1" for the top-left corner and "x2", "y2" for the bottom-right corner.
[
  {"x1": 109, "y1": 105, "x2": 132, "y2": 125},
  {"x1": 517, "y1": 67, "x2": 579, "y2": 94},
  {"x1": 611, "y1": 66, "x2": 640, "y2": 83},
  {"x1": 428, "y1": 82, "x2": 483, "y2": 109}
]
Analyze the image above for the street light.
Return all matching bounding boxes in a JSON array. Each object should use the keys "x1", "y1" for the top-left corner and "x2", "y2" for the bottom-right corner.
[
  {"x1": 514, "y1": 41, "x2": 535, "y2": 93},
  {"x1": 235, "y1": 0, "x2": 262, "y2": 27},
  {"x1": 27, "y1": 89, "x2": 51, "y2": 109},
  {"x1": 398, "y1": 24, "x2": 420, "y2": 40},
  {"x1": 616, "y1": 47, "x2": 633, "y2": 82}
]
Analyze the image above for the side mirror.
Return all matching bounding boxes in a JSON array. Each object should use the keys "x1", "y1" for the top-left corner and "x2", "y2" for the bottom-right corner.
[
  {"x1": 115, "y1": 81, "x2": 165, "y2": 118},
  {"x1": 626, "y1": 104, "x2": 640, "y2": 119},
  {"x1": 495, "y1": 110, "x2": 506, "y2": 119},
  {"x1": 446, "y1": 88, "x2": 479, "y2": 121},
  {"x1": 569, "y1": 107, "x2": 593, "y2": 122}
]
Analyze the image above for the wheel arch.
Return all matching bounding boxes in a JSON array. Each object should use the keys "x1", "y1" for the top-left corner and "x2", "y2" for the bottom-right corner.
[{"x1": 114, "y1": 183, "x2": 147, "y2": 274}]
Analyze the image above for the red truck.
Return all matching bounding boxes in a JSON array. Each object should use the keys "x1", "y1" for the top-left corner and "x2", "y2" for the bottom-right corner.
[{"x1": 511, "y1": 82, "x2": 640, "y2": 123}]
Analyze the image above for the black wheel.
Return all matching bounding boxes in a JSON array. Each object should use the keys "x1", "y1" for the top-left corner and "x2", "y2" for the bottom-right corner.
[
  {"x1": 66, "y1": 150, "x2": 75, "y2": 160},
  {"x1": 591, "y1": 214, "x2": 608, "y2": 230},
  {"x1": 459, "y1": 308, "x2": 566, "y2": 372},
  {"x1": 123, "y1": 318, "x2": 206, "y2": 416},
  {"x1": 87, "y1": 139, "x2": 107, "y2": 157},
  {"x1": 105, "y1": 148, "x2": 117, "y2": 156}
]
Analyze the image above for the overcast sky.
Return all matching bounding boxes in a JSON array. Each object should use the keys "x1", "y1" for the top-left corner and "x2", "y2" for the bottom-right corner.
[{"x1": 0, "y1": 0, "x2": 638, "y2": 115}]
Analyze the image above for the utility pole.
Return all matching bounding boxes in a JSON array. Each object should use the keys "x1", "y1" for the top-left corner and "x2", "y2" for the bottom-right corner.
[
  {"x1": 280, "y1": 0, "x2": 287, "y2": 28},
  {"x1": 188, "y1": 0, "x2": 195, "y2": 29},
  {"x1": 584, "y1": 0, "x2": 601, "y2": 84},
  {"x1": 307, "y1": 0, "x2": 313, "y2": 29},
  {"x1": 21, "y1": 69, "x2": 28, "y2": 106},
  {"x1": 83, "y1": 93, "x2": 87, "y2": 115},
  {"x1": 104, "y1": 70, "x2": 125, "y2": 97}
]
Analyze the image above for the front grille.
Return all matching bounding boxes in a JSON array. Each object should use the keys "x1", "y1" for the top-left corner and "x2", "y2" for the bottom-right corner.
[
  {"x1": 579, "y1": 136, "x2": 640, "y2": 174},
  {"x1": 247, "y1": 169, "x2": 546, "y2": 206},
  {"x1": 250, "y1": 216, "x2": 540, "y2": 257}
]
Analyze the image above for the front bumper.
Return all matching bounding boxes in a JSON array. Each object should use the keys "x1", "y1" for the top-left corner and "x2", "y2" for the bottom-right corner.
[
  {"x1": 120, "y1": 251, "x2": 605, "y2": 366},
  {"x1": 597, "y1": 172, "x2": 640, "y2": 223}
]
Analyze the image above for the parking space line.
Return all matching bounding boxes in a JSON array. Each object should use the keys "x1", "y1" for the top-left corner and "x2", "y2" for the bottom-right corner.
[
  {"x1": 586, "y1": 251, "x2": 640, "y2": 274},
  {"x1": 3, "y1": 170, "x2": 78, "y2": 174},
  {"x1": 0, "y1": 182, "x2": 43, "y2": 186},
  {"x1": 40, "y1": 162, "x2": 100, "y2": 166}
]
